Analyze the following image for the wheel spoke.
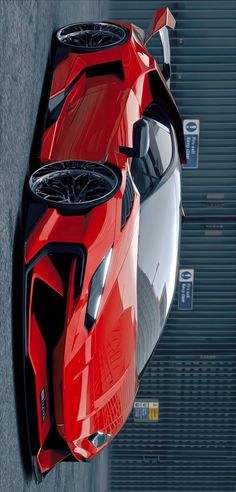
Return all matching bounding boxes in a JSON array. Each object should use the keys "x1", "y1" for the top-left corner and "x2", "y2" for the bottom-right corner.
[
  {"x1": 30, "y1": 161, "x2": 119, "y2": 206},
  {"x1": 57, "y1": 23, "x2": 127, "y2": 50}
]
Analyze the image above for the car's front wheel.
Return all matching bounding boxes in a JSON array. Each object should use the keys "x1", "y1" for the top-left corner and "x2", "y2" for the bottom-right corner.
[
  {"x1": 55, "y1": 22, "x2": 129, "y2": 52},
  {"x1": 29, "y1": 160, "x2": 121, "y2": 213}
]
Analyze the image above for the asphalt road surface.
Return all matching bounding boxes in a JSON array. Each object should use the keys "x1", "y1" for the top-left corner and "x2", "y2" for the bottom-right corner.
[{"x1": 0, "y1": 1, "x2": 110, "y2": 491}]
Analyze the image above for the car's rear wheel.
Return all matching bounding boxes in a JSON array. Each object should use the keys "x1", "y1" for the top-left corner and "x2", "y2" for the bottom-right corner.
[
  {"x1": 55, "y1": 22, "x2": 129, "y2": 52},
  {"x1": 29, "y1": 160, "x2": 121, "y2": 213}
]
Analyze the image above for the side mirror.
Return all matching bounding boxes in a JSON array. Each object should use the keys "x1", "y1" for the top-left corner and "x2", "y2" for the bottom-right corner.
[{"x1": 119, "y1": 119, "x2": 150, "y2": 158}]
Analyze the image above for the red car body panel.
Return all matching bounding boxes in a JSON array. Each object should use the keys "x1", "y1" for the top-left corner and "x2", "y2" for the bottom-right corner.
[
  {"x1": 26, "y1": 185, "x2": 139, "y2": 472},
  {"x1": 43, "y1": 75, "x2": 140, "y2": 163},
  {"x1": 40, "y1": 24, "x2": 170, "y2": 165},
  {"x1": 24, "y1": 11, "x2": 183, "y2": 476}
]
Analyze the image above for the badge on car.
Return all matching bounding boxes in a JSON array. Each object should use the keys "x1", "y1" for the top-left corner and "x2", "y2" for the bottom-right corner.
[{"x1": 40, "y1": 387, "x2": 46, "y2": 423}]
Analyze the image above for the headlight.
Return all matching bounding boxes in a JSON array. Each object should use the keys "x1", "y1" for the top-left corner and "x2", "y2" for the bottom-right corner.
[
  {"x1": 88, "y1": 431, "x2": 112, "y2": 449},
  {"x1": 85, "y1": 249, "x2": 112, "y2": 331}
]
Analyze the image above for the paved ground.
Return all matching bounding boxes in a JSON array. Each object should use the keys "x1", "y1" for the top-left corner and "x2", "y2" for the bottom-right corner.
[{"x1": 0, "y1": 1, "x2": 110, "y2": 491}]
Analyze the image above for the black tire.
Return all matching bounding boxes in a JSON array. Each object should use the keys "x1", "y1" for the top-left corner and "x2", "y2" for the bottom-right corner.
[
  {"x1": 55, "y1": 22, "x2": 129, "y2": 53},
  {"x1": 29, "y1": 160, "x2": 122, "y2": 213}
]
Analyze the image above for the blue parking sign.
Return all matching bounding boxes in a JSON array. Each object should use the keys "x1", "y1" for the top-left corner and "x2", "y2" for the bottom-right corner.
[
  {"x1": 178, "y1": 269, "x2": 194, "y2": 310},
  {"x1": 184, "y1": 119, "x2": 200, "y2": 169}
]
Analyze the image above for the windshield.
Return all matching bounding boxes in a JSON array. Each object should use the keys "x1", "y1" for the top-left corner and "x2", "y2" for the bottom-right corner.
[{"x1": 131, "y1": 117, "x2": 173, "y2": 201}]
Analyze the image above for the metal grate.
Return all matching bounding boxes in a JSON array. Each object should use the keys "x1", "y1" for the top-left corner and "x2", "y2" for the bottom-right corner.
[
  {"x1": 109, "y1": 1, "x2": 236, "y2": 491},
  {"x1": 109, "y1": 221, "x2": 236, "y2": 491}
]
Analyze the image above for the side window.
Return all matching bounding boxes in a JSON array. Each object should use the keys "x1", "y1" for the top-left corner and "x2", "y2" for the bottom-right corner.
[{"x1": 131, "y1": 116, "x2": 173, "y2": 201}]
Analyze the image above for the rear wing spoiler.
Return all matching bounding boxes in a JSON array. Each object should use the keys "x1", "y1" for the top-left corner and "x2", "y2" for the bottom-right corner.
[{"x1": 144, "y1": 7, "x2": 176, "y2": 88}]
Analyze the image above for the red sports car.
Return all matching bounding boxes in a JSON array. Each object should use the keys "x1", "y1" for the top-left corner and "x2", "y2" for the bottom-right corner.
[{"x1": 23, "y1": 8, "x2": 185, "y2": 481}]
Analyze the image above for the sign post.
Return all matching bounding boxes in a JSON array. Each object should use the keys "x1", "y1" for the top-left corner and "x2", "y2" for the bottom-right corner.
[{"x1": 133, "y1": 400, "x2": 159, "y2": 422}]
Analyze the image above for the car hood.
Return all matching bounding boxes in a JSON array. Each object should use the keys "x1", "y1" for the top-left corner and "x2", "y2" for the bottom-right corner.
[
  {"x1": 43, "y1": 73, "x2": 140, "y2": 165},
  {"x1": 54, "y1": 269, "x2": 138, "y2": 449}
]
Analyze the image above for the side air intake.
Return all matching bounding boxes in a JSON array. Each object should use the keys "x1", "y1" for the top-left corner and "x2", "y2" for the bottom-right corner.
[
  {"x1": 121, "y1": 172, "x2": 135, "y2": 229},
  {"x1": 86, "y1": 60, "x2": 124, "y2": 80}
]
